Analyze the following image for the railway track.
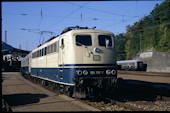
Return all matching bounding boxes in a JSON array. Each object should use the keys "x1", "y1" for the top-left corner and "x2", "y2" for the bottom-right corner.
[
  {"x1": 77, "y1": 77, "x2": 170, "y2": 111},
  {"x1": 118, "y1": 70, "x2": 170, "y2": 77},
  {"x1": 82, "y1": 85, "x2": 170, "y2": 111},
  {"x1": 81, "y1": 94, "x2": 170, "y2": 111},
  {"x1": 117, "y1": 77, "x2": 170, "y2": 99},
  {"x1": 22, "y1": 73, "x2": 170, "y2": 111},
  {"x1": 104, "y1": 97, "x2": 145, "y2": 111}
]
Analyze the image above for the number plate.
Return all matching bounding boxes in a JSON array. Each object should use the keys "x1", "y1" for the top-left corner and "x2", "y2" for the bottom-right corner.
[{"x1": 90, "y1": 71, "x2": 104, "y2": 75}]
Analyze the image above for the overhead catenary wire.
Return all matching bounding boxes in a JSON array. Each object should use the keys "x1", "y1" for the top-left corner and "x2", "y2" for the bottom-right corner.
[
  {"x1": 3, "y1": 2, "x2": 154, "y2": 28},
  {"x1": 38, "y1": 31, "x2": 56, "y2": 45},
  {"x1": 36, "y1": 2, "x2": 89, "y2": 45},
  {"x1": 67, "y1": 2, "x2": 153, "y2": 30},
  {"x1": 37, "y1": 9, "x2": 43, "y2": 31},
  {"x1": 100, "y1": 16, "x2": 139, "y2": 29},
  {"x1": 43, "y1": 2, "x2": 89, "y2": 31},
  {"x1": 67, "y1": 2, "x2": 151, "y2": 18},
  {"x1": 3, "y1": 11, "x2": 119, "y2": 21},
  {"x1": 37, "y1": 4, "x2": 45, "y2": 45}
]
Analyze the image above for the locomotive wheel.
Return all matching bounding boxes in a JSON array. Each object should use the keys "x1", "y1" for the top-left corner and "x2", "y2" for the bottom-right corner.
[
  {"x1": 72, "y1": 86, "x2": 86, "y2": 99},
  {"x1": 59, "y1": 86, "x2": 64, "y2": 94},
  {"x1": 28, "y1": 75, "x2": 31, "y2": 80},
  {"x1": 37, "y1": 78, "x2": 41, "y2": 84},
  {"x1": 41, "y1": 80, "x2": 44, "y2": 85},
  {"x1": 25, "y1": 74, "x2": 28, "y2": 78},
  {"x1": 42, "y1": 80, "x2": 47, "y2": 86},
  {"x1": 48, "y1": 81, "x2": 53, "y2": 89},
  {"x1": 64, "y1": 86, "x2": 73, "y2": 97},
  {"x1": 60, "y1": 85, "x2": 68, "y2": 94},
  {"x1": 33, "y1": 77, "x2": 37, "y2": 83},
  {"x1": 67, "y1": 86, "x2": 73, "y2": 97},
  {"x1": 85, "y1": 87, "x2": 93, "y2": 98},
  {"x1": 52, "y1": 83, "x2": 56, "y2": 91},
  {"x1": 55, "y1": 83, "x2": 59, "y2": 91}
]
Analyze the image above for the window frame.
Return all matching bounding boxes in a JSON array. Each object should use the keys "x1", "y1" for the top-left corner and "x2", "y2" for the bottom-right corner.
[
  {"x1": 75, "y1": 34, "x2": 92, "y2": 47},
  {"x1": 98, "y1": 35, "x2": 113, "y2": 48}
]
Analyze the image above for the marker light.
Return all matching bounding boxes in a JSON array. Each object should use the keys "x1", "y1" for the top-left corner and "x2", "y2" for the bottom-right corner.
[
  {"x1": 83, "y1": 70, "x2": 88, "y2": 75},
  {"x1": 106, "y1": 70, "x2": 111, "y2": 75},
  {"x1": 76, "y1": 70, "x2": 82, "y2": 76},
  {"x1": 111, "y1": 70, "x2": 116, "y2": 75}
]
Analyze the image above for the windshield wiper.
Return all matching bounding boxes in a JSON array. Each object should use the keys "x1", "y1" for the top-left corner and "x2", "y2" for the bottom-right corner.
[{"x1": 76, "y1": 42, "x2": 87, "y2": 48}]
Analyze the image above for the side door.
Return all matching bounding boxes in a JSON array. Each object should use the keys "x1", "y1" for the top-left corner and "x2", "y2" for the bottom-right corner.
[
  {"x1": 29, "y1": 54, "x2": 31, "y2": 73},
  {"x1": 59, "y1": 37, "x2": 65, "y2": 80},
  {"x1": 59, "y1": 38, "x2": 65, "y2": 66}
]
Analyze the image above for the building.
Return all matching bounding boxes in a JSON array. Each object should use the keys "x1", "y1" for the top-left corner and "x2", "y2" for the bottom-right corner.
[
  {"x1": 134, "y1": 51, "x2": 170, "y2": 73},
  {"x1": 2, "y1": 41, "x2": 30, "y2": 71}
]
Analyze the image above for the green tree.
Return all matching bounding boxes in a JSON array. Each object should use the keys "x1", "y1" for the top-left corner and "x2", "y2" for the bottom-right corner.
[
  {"x1": 115, "y1": 33, "x2": 127, "y2": 60},
  {"x1": 115, "y1": 33, "x2": 126, "y2": 52},
  {"x1": 124, "y1": 0, "x2": 170, "y2": 60}
]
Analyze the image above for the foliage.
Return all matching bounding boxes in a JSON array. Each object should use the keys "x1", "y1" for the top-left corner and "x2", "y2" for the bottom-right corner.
[
  {"x1": 115, "y1": 33, "x2": 126, "y2": 52},
  {"x1": 115, "y1": 33, "x2": 126, "y2": 60},
  {"x1": 122, "y1": 0, "x2": 170, "y2": 59}
]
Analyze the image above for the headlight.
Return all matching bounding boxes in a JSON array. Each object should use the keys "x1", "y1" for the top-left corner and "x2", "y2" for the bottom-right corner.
[
  {"x1": 94, "y1": 47, "x2": 100, "y2": 53},
  {"x1": 83, "y1": 70, "x2": 88, "y2": 75},
  {"x1": 76, "y1": 70, "x2": 82, "y2": 76},
  {"x1": 106, "y1": 70, "x2": 111, "y2": 75},
  {"x1": 111, "y1": 70, "x2": 116, "y2": 75}
]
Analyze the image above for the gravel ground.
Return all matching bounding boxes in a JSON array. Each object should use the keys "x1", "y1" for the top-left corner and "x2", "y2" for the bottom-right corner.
[
  {"x1": 125, "y1": 100, "x2": 170, "y2": 111},
  {"x1": 84, "y1": 99, "x2": 170, "y2": 111},
  {"x1": 86, "y1": 100, "x2": 131, "y2": 111}
]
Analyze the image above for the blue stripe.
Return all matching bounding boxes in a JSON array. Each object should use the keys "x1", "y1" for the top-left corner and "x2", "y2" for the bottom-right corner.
[
  {"x1": 30, "y1": 67, "x2": 117, "y2": 85},
  {"x1": 59, "y1": 64, "x2": 116, "y2": 67},
  {"x1": 31, "y1": 68, "x2": 76, "y2": 85}
]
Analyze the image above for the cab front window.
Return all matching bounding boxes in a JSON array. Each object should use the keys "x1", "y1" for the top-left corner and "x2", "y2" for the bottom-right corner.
[{"x1": 76, "y1": 35, "x2": 92, "y2": 46}]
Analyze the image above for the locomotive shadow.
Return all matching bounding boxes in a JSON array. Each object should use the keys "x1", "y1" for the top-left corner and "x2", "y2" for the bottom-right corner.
[
  {"x1": 111, "y1": 78, "x2": 170, "y2": 102},
  {"x1": 2, "y1": 93, "x2": 48, "y2": 107}
]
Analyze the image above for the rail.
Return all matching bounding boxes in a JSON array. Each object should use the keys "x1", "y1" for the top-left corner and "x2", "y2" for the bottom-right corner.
[{"x1": 104, "y1": 97, "x2": 145, "y2": 111}]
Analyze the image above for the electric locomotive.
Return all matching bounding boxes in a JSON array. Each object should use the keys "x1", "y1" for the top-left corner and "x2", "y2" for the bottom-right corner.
[{"x1": 21, "y1": 26, "x2": 117, "y2": 98}]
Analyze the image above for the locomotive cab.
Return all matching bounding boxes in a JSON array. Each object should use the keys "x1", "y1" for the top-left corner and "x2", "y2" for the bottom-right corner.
[
  {"x1": 59, "y1": 29, "x2": 117, "y2": 78},
  {"x1": 58, "y1": 28, "x2": 117, "y2": 98}
]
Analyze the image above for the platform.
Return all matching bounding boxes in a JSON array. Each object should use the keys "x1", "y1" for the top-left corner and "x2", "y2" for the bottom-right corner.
[{"x1": 2, "y1": 72, "x2": 100, "y2": 112}]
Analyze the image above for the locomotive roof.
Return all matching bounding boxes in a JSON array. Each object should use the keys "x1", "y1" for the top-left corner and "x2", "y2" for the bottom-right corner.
[
  {"x1": 60, "y1": 26, "x2": 113, "y2": 34},
  {"x1": 68, "y1": 29, "x2": 114, "y2": 34},
  {"x1": 38, "y1": 29, "x2": 113, "y2": 45},
  {"x1": 21, "y1": 52, "x2": 31, "y2": 61},
  {"x1": 33, "y1": 28, "x2": 114, "y2": 53}
]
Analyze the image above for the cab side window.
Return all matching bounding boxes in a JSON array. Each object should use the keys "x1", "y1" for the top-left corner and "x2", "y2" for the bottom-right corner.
[{"x1": 98, "y1": 35, "x2": 112, "y2": 47}]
